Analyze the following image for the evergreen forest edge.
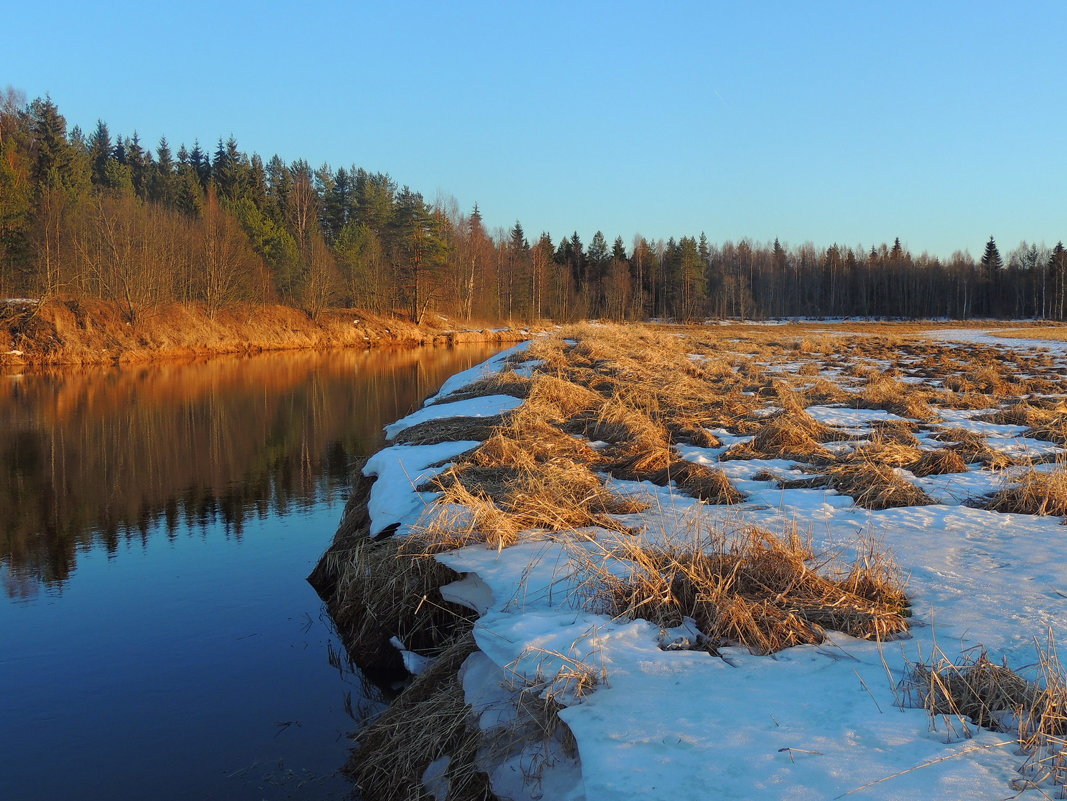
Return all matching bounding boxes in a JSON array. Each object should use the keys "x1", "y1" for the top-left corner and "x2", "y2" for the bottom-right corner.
[{"x1": 3, "y1": 89, "x2": 1066, "y2": 326}]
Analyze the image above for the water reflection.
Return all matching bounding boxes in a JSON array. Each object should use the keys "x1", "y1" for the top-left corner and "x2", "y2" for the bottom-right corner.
[{"x1": 1, "y1": 344, "x2": 504, "y2": 598}]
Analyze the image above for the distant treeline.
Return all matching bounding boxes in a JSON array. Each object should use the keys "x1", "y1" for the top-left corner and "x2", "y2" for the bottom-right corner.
[{"x1": 2, "y1": 88, "x2": 1065, "y2": 322}]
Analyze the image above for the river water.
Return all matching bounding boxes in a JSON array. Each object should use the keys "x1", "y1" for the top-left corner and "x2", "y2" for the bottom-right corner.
[{"x1": 0, "y1": 343, "x2": 506, "y2": 801}]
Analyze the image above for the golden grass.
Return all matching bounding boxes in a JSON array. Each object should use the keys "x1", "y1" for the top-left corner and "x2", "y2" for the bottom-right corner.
[
  {"x1": 525, "y1": 373, "x2": 605, "y2": 420},
  {"x1": 869, "y1": 419, "x2": 921, "y2": 445},
  {"x1": 853, "y1": 374, "x2": 937, "y2": 420},
  {"x1": 326, "y1": 534, "x2": 478, "y2": 674},
  {"x1": 722, "y1": 413, "x2": 836, "y2": 463},
  {"x1": 983, "y1": 469, "x2": 1067, "y2": 517},
  {"x1": 910, "y1": 448, "x2": 970, "y2": 477},
  {"x1": 392, "y1": 415, "x2": 508, "y2": 446},
  {"x1": 431, "y1": 370, "x2": 533, "y2": 405},
  {"x1": 998, "y1": 326, "x2": 1067, "y2": 342},
  {"x1": 849, "y1": 439, "x2": 924, "y2": 468},
  {"x1": 804, "y1": 377, "x2": 854, "y2": 405},
  {"x1": 574, "y1": 523, "x2": 908, "y2": 655},
  {"x1": 827, "y1": 462, "x2": 935, "y2": 510},
  {"x1": 320, "y1": 320, "x2": 1067, "y2": 798}
]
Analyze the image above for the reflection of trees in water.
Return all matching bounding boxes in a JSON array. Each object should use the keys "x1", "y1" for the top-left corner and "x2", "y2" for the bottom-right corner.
[{"x1": 0, "y1": 344, "x2": 503, "y2": 596}]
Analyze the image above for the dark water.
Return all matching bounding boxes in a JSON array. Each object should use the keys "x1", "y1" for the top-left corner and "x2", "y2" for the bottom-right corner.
[{"x1": 0, "y1": 343, "x2": 506, "y2": 801}]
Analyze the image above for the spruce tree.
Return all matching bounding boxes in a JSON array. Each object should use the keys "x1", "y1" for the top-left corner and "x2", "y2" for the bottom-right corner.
[{"x1": 981, "y1": 236, "x2": 1003, "y2": 271}]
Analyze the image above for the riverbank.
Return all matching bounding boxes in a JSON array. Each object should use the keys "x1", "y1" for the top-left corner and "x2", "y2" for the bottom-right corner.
[
  {"x1": 313, "y1": 322, "x2": 1067, "y2": 800},
  {"x1": 0, "y1": 299, "x2": 532, "y2": 366}
]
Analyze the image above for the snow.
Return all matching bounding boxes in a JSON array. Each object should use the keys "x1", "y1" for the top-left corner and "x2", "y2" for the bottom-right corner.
[
  {"x1": 384, "y1": 395, "x2": 525, "y2": 440},
  {"x1": 928, "y1": 328, "x2": 1067, "y2": 355},
  {"x1": 425, "y1": 340, "x2": 536, "y2": 403},
  {"x1": 362, "y1": 440, "x2": 479, "y2": 536},
  {"x1": 806, "y1": 405, "x2": 908, "y2": 428},
  {"x1": 358, "y1": 335, "x2": 1067, "y2": 801}
]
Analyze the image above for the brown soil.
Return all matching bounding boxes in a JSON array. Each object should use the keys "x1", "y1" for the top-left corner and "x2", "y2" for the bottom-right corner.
[{"x1": 0, "y1": 299, "x2": 533, "y2": 366}]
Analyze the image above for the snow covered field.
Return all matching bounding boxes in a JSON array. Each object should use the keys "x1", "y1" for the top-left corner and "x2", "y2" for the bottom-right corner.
[{"x1": 340, "y1": 324, "x2": 1067, "y2": 800}]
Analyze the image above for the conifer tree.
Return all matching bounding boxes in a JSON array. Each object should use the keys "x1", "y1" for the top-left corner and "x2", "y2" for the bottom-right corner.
[{"x1": 981, "y1": 236, "x2": 1003, "y2": 271}]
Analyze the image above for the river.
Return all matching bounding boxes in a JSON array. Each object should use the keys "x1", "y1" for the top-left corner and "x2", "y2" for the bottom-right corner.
[{"x1": 0, "y1": 342, "x2": 507, "y2": 801}]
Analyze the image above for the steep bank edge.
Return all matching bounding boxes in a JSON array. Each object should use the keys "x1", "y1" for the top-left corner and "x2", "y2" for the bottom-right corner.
[{"x1": 308, "y1": 342, "x2": 537, "y2": 801}]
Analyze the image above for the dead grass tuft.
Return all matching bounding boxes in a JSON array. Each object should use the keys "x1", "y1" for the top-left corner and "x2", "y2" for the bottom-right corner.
[
  {"x1": 827, "y1": 462, "x2": 935, "y2": 509},
  {"x1": 431, "y1": 457, "x2": 648, "y2": 540},
  {"x1": 500, "y1": 647, "x2": 604, "y2": 766},
  {"x1": 902, "y1": 647, "x2": 1038, "y2": 730},
  {"x1": 854, "y1": 375, "x2": 937, "y2": 421},
  {"x1": 432, "y1": 370, "x2": 533, "y2": 405},
  {"x1": 849, "y1": 439, "x2": 924, "y2": 468},
  {"x1": 645, "y1": 459, "x2": 746, "y2": 504},
  {"x1": 392, "y1": 415, "x2": 508, "y2": 446},
  {"x1": 327, "y1": 534, "x2": 478, "y2": 676},
  {"x1": 910, "y1": 448, "x2": 970, "y2": 477},
  {"x1": 723, "y1": 413, "x2": 835, "y2": 463},
  {"x1": 983, "y1": 469, "x2": 1067, "y2": 517},
  {"x1": 869, "y1": 419, "x2": 921, "y2": 446},
  {"x1": 575, "y1": 524, "x2": 909, "y2": 655},
  {"x1": 469, "y1": 409, "x2": 600, "y2": 468},
  {"x1": 901, "y1": 638, "x2": 1067, "y2": 794},
  {"x1": 805, "y1": 377, "x2": 855, "y2": 405},
  {"x1": 525, "y1": 374, "x2": 605, "y2": 420}
]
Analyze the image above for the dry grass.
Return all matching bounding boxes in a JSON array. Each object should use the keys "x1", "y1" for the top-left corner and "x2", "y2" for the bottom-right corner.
[
  {"x1": 902, "y1": 647, "x2": 1038, "y2": 730},
  {"x1": 983, "y1": 401, "x2": 1058, "y2": 428},
  {"x1": 853, "y1": 374, "x2": 937, "y2": 421},
  {"x1": 525, "y1": 373, "x2": 605, "y2": 420},
  {"x1": 349, "y1": 632, "x2": 493, "y2": 801},
  {"x1": 325, "y1": 533, "x2": 479, "y2": 678},
  {"x1": 804, "y1": 377, "x2": 854, "y2": 405},
  {"x1": 574, "y1": 523, "x2": 909, "y2": 655},
  {"x1": 902, "y1": 638, "x2": 1067, "y2": 795},
  {"x1": 498, "y1": 647, "x2": 604, "y2": 768},
  {"x1": 983, "y1": 468, "x2": 1067, "y2": 517},
  {"x1": 721, "y1": 420, "x2": 836, "y2": 462},
  {"x1": 910, "y1": 448, "x2": 970, "y2": 477},
  {"x1": 849, "y1": 439, "x2": 924, "y2": 468},
  {"x1": 1026, "y1": 417, "x2": 1067, "y2": 446},
  {"x1": 431, "y1": 370, "x2": 533, "y2": 405},
  {"x1": 567, "y1": 394, "x2": 670, "y2": 449},
  {"x1": 869, "y1": 419, "x2": 921, "y2": 445},
  {"x1": 607, "y1": 455, "x2": 745, "y2": 504},
  {"x1": 322, "y1": 321, "x2": 1067, "y2": 798},
  {"x1": 392, "y1": 415, "x2": 509, "y2": 446},
  {"x1": 827, "y1": 462, "x2": 936, "y2": 510},
  {"x1": 998, "y1": 326, "x2": 1067, "y2": 342}
]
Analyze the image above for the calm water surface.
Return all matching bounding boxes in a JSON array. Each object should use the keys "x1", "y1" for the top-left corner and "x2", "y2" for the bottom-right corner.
[{"x1": 0, "y1": 343, "x2": 506, "y2": 801}]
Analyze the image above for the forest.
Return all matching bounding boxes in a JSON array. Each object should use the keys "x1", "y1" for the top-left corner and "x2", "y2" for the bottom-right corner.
[{"x1": 2, "y1": 87, "x2": 1066, "y2": 324}]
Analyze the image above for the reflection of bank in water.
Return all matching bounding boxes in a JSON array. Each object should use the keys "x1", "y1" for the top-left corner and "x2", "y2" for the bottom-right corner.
[{"x1": 0, "y1": 342, "x2": 506, "y2": 596}]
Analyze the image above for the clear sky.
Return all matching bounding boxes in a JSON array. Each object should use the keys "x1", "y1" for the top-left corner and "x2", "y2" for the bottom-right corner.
[{"x1": 5, "y1": 0, "x2": 1065, "y2": 257}]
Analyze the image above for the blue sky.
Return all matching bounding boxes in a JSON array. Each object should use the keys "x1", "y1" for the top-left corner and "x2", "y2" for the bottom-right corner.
[{"x1": 6, "y1": 1, "x2": 1065, "y2": 257}]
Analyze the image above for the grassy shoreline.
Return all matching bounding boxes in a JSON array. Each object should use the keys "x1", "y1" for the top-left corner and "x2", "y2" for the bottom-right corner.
[{"x1": 0, "y1": 299, "x2": 532, "y2": 366}]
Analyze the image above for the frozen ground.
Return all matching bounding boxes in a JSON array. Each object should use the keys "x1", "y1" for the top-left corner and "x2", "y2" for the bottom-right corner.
[{"x1": 361, "y1": 333, "x2": 1067, "y2": 800}]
